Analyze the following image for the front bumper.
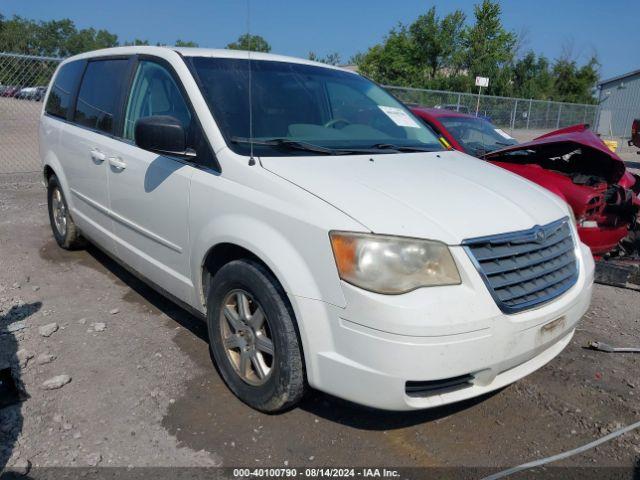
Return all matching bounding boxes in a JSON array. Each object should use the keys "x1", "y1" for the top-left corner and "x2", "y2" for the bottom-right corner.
[
  {"x1": 292, "y1": 242, "x2": 594, "y2": 411},
  {"x1": 578, "y1": 224, "x2": 629, "y2": 256}
]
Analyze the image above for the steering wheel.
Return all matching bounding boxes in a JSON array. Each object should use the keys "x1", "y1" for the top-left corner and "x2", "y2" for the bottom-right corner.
[{"x1": 324, "y1": 118, "x2": 351, "y2": 129}]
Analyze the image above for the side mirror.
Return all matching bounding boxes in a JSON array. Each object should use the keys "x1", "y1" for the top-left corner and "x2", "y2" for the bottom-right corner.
[{"x1": 134, "y1": 116, "x2": 195, "y2": 158}]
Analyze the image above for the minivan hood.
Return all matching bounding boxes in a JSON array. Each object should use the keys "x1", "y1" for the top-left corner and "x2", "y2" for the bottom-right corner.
[{"x1": 261, "y1": 150, "x2": 567, "y2": 245}]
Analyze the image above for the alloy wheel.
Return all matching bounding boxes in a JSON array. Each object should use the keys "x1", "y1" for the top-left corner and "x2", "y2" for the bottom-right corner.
[
  {"x1": 219, "y1": 289, "x2": 275, "y2": 386},
  {"x1": 51, "y1": 188, "x2": 68, "y2": 238}
]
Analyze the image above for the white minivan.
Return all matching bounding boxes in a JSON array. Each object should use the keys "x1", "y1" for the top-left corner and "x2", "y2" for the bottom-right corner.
[{"x1": 40, "y1": 46, "x2": 594, "y2": 412}]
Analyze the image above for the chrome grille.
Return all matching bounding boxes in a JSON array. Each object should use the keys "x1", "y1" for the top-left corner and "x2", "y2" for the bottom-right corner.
[{"x1": 463, "y1": 218, "x2": 578, "y2": 313}]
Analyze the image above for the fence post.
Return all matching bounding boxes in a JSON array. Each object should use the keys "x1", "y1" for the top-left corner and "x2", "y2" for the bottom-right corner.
[
  {"x1": 545, "y1": 102, "x2": 551, "y2": 128},
  {"x1": 556, "y1": 104, "x2": 563, "y2": 129},
  {"x1": 510, "y1": 99, "x2": 518, "y2": 132},
  {"x1": 526, "y1": 99, "x2": 532, "y2": 129},
  {"x1": 456, "y1": 93, "x2": 461, "y2": 112}
]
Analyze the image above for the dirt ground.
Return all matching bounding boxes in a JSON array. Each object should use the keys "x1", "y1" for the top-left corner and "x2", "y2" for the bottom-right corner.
[{"x1": 0, "y1": 174, "x2": 639, "y2": 476}]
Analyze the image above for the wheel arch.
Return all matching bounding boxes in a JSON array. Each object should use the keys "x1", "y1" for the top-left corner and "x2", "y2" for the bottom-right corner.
[
  {"x1": 41, "y1": 152, "x2": 74, "y2": 210},
  {"x1": 200, "y1": 242, "x2": 269, "y2": 307},
  {"x1": 192, "y1": 215, "x2": 342, "y2": 313}
]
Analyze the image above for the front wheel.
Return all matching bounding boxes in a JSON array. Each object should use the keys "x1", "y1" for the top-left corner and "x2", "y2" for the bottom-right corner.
[{"x1": 207, "y1": 259, "x2": 306, "y2": 412}]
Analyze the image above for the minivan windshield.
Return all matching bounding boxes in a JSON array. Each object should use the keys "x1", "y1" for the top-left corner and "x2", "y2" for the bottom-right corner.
[{"x1": 188, "y1": 57, "x2": 443, "y2": 156}]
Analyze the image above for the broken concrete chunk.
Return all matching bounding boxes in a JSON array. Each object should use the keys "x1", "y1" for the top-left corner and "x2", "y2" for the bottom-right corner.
[
  {"x1": 1, "y1": 321, "x2": 27, "y2": 334},
  {"x1": 93, "y1": 322, "x2": 106, "y2": 332},
  {"x1": 16, "y1": 349, "x2": 34, "y2": 368},
  {"x1": 36, "y1": 353, "x2": 56, "y2": 365},
  {"x1": 7, "y1": 458, "x2": 31, "y2": 476},
  {"x1": 109, "y1": 308, "x2": 119, "y2": 315},
  {"x1": 41, "y1": 374, "x2": 71, "y2": 390},
  {"x1": 39, "y1": 323, "x2": 59, "y2": 337},
  {"x1": 85, "y1": 452, "x2": 102, "y2": 467}
]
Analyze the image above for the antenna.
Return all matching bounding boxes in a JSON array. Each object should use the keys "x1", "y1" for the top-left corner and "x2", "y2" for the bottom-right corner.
[{"x1": 247, "y1": 0, "x2": 256, "y2": 166}]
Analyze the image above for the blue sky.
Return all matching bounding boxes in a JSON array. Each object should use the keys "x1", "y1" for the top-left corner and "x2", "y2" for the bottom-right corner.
[{"x1": 3, "y1": 0, "x2": 636, "y2": 80}]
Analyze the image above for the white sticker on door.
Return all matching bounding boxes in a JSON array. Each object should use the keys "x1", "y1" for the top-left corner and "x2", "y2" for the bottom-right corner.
[{"x1": 378, "y1": 106, "x2": 421, "y2": 128}]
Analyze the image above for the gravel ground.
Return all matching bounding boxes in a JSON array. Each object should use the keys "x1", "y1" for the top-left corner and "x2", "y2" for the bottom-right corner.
[
  {"x1": 0, "y1": 174, "x2": 639, "y2": 475},
  {"x1": 0, "y1": 98, "x2": 43, "y2": 175}
]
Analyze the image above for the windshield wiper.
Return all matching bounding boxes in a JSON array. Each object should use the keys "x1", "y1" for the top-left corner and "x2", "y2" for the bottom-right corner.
[
  {"x1": 231, "y1": 137, "x2": 345, "y2": 155},
  {"x1": 369, "y1": 143, "x2": 438, "y2": 153}
]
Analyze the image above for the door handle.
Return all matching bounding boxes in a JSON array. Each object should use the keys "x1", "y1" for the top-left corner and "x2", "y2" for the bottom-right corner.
[
  {"x1": 108, "y1": 156, "x2": 127, "y2": 171},
  {"x1": 90, "y1": 148, "x2": 106, "y2": 163}
]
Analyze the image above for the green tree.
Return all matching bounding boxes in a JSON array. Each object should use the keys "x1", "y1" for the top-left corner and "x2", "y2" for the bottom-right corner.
[
  {"x1": 308, "y1": 51, "x2": 341, "y2": 66},
  {"x1": 0, "y1": 15, "x2": 40, "y2": 54},
  {"x1": 358, "y1": 26, "x2": 419, "y2": 86},
  {"x1": 123, "y1": 39, "x2": 150, "y2": 46},
  {"x1": 552, "y1": 55, "x2": 599, "y2": 104},
  {"x1": 512, "y1": 51, "x2": 553, "y2": 99},
  {"x1": 0, "y1": 14, "x2": 117, "y2": 57},
  {"x1": 226, "y1": 34, "x2": 271, "y2": 53},
  {"x1": 348, "y1": 52, "x2": 365, "y2": 66},
  {"x1": 408, "y1": 7, "x2": 466, "y2": 79},
  {"x1": 63, "y1": 27, "x2": 118, "y2": 56},
  {"x1": 175, "y1": 39, "x2": 199, "y2": 47},
  {"x1": 461, "y1": 0, "x2": 516, "y2": 93}
]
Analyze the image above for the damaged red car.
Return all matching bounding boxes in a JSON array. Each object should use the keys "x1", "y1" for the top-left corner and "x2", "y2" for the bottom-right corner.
[{"x1": 411, "y1": 107, "x2": 640, "y2": 257}]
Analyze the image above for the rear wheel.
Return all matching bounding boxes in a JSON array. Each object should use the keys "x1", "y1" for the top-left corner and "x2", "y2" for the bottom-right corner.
[
  {"x1": 47, "y1": 175, "x2": 84, "y2": 250},
  {"x1": 207, "y1": 259, "x2": 305, "y2": 412}
]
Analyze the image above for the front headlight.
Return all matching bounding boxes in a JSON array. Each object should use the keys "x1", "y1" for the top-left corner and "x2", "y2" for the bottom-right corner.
[{"x1": 329, "y1": 232, "x2": 461, "y2": 294}]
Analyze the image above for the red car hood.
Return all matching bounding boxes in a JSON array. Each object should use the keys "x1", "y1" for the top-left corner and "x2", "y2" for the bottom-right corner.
[{"x1": 484, "y1": 124, "x2": 627, "y2": 183}]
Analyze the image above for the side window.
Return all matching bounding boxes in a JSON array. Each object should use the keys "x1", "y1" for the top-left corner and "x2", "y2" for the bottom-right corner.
[
  {"x1": 123, "y1": 61, "x2": 192, "y2": 141},
  {"x1": 45, "y1": 61, "x2": 85, "y2": 119},
  {"x1": 73, "y1": 59, "x2": 129, "y2": 135}
]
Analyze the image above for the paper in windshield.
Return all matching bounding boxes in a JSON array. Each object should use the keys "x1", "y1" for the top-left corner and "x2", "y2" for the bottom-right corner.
[{"x1": 378, "y1": 106, "x2": 421, "y2": 128}]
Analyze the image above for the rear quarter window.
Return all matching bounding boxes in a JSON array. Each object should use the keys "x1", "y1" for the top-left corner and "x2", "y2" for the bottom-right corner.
[
  {"x1": 45, "y1": 61, "x2": 85, "y2": 119},
  {"x1": 73, "y1": 59, "x2": 130, "y2": 135}
]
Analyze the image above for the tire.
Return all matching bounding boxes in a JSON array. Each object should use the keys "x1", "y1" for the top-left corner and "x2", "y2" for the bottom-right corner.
[
  {"x1": 207, "y1": 259, "x2": 305, "y2": 412},
  {"x1": 47, "y1": 174, "x2": 84, "y2": 250}
]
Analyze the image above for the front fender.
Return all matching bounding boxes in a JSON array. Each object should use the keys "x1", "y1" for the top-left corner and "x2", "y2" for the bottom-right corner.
[
  {"x1": 190, "y1": 214, "x2": 345, "y2": 312},
  {"x1": 190, "y1": 214, "x2": 348, "y2": 388}
]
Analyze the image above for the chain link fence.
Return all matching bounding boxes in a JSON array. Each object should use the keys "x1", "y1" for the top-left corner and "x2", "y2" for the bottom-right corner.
[
  {"x1": 385, "y1": 85, "x2": 598, "y2": 133},
  {"x1": 0, "y1": 52, "x2": 62, "y2": 174}
]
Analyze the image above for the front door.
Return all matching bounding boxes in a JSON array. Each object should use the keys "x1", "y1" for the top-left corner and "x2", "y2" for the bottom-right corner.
[{"x1": 107, "y1": 59, "x2": 196, "y2": 302}]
